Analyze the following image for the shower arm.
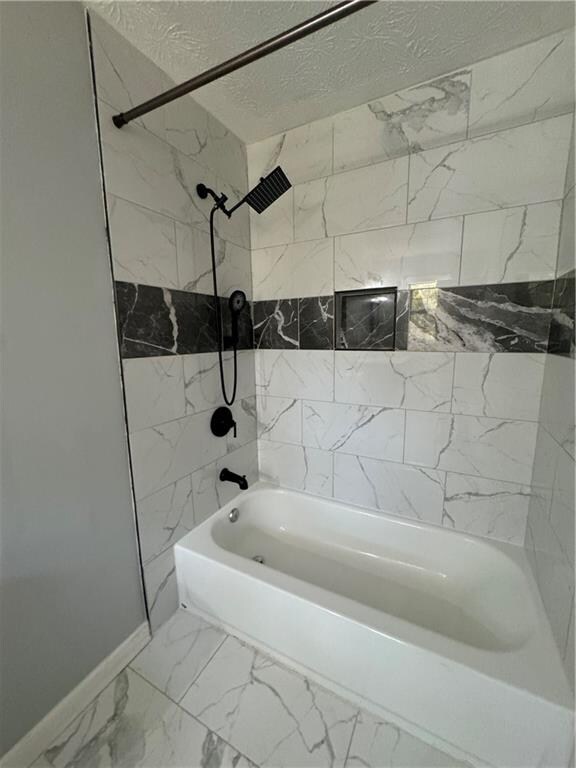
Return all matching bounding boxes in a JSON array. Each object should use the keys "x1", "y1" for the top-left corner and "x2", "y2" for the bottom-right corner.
[
  {"x1": 112, "y1": 0, "x2": 377, "y2": 129},
  {"x1": 196, "y1": 182, "x2": 243, "y2": 218}
]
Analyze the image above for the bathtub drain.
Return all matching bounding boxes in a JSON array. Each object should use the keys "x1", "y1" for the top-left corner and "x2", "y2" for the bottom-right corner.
[{"x1": 252, "y1": 555, "x2": 265, "y2": 564}]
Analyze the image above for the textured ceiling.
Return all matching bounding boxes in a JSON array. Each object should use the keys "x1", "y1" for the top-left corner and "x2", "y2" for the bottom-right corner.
[{"x1": 90, "y1": 1, "x2": 574, "y2": 143}]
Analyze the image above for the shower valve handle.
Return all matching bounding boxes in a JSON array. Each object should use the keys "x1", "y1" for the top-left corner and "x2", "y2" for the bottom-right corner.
[{"x1": 210, "y1": 406, "x2": 237, "y2": 438}]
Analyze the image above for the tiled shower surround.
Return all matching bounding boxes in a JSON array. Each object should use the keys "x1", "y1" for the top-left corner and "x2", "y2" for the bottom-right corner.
[
  {"x1": 90, "y1": 15, "x2": 257, "y2": 630},
  {"x1": 248, "y1": 27, "x2": 574, "y2": 681},
  {"x1": 92, "y1": 9, "x2": 574, "y2": 678}
]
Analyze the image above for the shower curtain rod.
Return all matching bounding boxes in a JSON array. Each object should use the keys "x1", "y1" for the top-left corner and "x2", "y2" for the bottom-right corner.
[{"x1": 112, "y1": 0, "x2": 377, "y2": 128}]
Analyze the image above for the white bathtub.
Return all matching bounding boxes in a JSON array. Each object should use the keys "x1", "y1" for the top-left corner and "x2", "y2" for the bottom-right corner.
[{"x1": 175, "y1": 482, "x2": 573, "y2": 767}]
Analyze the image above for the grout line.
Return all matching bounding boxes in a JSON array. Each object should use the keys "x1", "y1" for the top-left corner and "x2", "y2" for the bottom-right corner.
[
  {"x1": 331, "y1": 117, "x2": 335, "y2": 176},
  {"x1": 466, "y1": 66, "x2": 473, "y2": 141},
  {"x1": 171, "y1": 634, "x2": 229, "y2": 705},
  {"x1": 343, "y1": 712, "x2": 361, "y2": 766},
  {"x1": 401, "y1": 407, "x2": 407, "y2": 464},
  {"x1": 134, "y1": 440, "x2": 259, "y2": 506},
  {"x1": 449, "y1": 352, "x2": 457, "y2": 415},
  {"x1": 250, "y1": 194, "x2": 565, "y2": 256},
  {"x1": 457, "y1": 215, "x2": 465, "y2": 286},
  {"x1": 405, "y1": 152, "x2": 411, "y2": 225},
  {"x1": 263, "y1": 432, "x2": 535, "y2": 489},
  {"x1": 273, "y1": 109, "x2": 574, "y2": 189},
  {"x1": 135, "y1": 679, "x2": 259, "y2": 768}
]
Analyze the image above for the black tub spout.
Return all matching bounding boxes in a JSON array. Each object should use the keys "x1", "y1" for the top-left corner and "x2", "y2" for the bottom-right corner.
[{"x1": 219, "y1": 468, "x2": 248, "y2": 490}]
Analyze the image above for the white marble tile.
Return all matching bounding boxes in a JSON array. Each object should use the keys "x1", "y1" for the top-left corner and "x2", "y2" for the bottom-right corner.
[
  {"x1": 143, "y1": 548, "x2": 179, "y2": 632},
  {"x1": 90, "y1": 14, "x2": 167, "y2": 138},
  {"x1": 335, "y1": 351, "x2": 453, "y2": 412},
  {"x1": 404, "y1": 412, "x2": 538, "y2": 485},
  {"x1": 303, "y1": 401, "x2": 404, "y2": 462},
  {"x1": 130, "y1": 411, "x2": 226, "y2": 500},
  {"x1": 131, "y1": 610, "x2": 225, "y2": 702},
  {"x1": 248, "y1": 118, "x2": 333, "y2": 186},
  {"x1": 98, "y1": 100, "x2": 213, "y2": 228},
  {"x1": 334, "y1": 70, "x2": 471, "y2": 173},
  {"x1": 563, "y1": 603, "x2": 574, "y2": 691},
  {"x1": 108, "y1": 195, "x2": 178, "y2": 288},
  {"x1": 530, "y1": 425, "x2": 560, "y2": 510},
  {"x1": 526, "y1": 507, "x2": 575, "y2": 661},
  {"x1": 191, "y1": 441, "x2": 259, "y2": 525},
  {"x1": 557, "y1": 177, "x2": 575, "y2": 278},
  {"x1": 228, "y1": 396, "x2": 258, "y2": 452},
  {"x1": 335, "y1": 217, "x2": 462, "y2": 291},
  {"x1": 469, "y1": 29, "x2": 575, "y2": 138},
  {"x1": 460, "y1": 202, "x2": 562, "y2": 285},
  {"x1": 136, "y1": 476, "x2": 194, "y2": 564},
  {"x1": 171, "y1": 149, "x2": 216, "y2": 233},
  {"x1": 176, "y1": 224, "x2": 252, "y2": 299},
  {"x1": 442, "y1": 473, "x2": 530, "y2": 544},
  {"x1": 252, "y1": 238, "x2": 333, "y2": 300},
  {"x1": 123, "y1": 356, "x2": 185, "y2": 432},
  {"x1": 42, "y1": 666, "x2": 247, "y2": 768},
  {"x1": 333, "y1": 454, "x2": 445, "y2": 523},
  {"x1": 408, "y1": 114, "x2": 572, "y2": 222},
  {"x1": 452, "y1": 353, "x2": 545, "y2": 421},
  {"x1": 250, "y1": 189, "x2": 294, "y2": 249},
  {"x1": 181, "y1": 636, "x2": 357, "y2": 767},
  {"x1": 294, "y1": 158, "x2": 408, "y2": 241},
  {"x1": 258, "y1": 441, "x2": 333, "y2": 498},
  {"x1": 184, "y1": 351, "x2": 255, "y2": 415},
  {"x1": 206, "y1": 115, "x2": 247, "y2": 193},
  {"x1": 257, "y1": 396, "x2": 302, "y2": 444},
  {"x1": 255, "y1": 349, "x2": 334, "y2": 401},
  {"x1": 163, "y1": 93, "x2": 211, "y2": 166},
  {"x1": 549, "y1": 441, "x2": 575, "y2": 569},
  {"x1": 540, "y1": 353, "x2": 575, "y2": 460},
  {"x1": 345, "y1": 709, "x2": 468, "y2": 768}
]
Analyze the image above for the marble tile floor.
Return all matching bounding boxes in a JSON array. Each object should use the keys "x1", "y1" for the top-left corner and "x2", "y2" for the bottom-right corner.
[{"x1": 32, "y1": 610, "x2": 469, "y2": 768}]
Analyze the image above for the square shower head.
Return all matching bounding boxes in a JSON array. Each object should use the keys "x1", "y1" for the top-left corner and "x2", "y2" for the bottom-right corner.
[{"x1": 245, "y1": 166, "x2": 292, "y2": 214}]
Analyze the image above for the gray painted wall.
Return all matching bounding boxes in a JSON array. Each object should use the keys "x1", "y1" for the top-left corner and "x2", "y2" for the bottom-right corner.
[{"x1": 0, "y1": 2, "x2": 146, "y2": 754}]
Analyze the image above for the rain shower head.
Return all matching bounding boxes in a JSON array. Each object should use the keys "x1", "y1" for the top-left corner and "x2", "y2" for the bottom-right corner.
[
  {"x1": 245, "y1": 167, "x2": 292, "y2": 214},
  {"x1": 196, "y1": 166, "x2": 291, "y2": 218}
]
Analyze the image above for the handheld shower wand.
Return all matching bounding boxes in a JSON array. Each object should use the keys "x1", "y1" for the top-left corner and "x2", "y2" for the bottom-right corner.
[
  {"x1": 228, "y1": 290, "x2": 247, "y2": 349},
  {"x1": 198, "y1": 167, "x2": 291, "y2": 406}
]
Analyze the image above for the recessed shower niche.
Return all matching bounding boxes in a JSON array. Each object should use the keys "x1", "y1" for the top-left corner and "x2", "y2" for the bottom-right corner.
[{"x1": 335, "y1": 287, "x2": 397, "y2": 350}]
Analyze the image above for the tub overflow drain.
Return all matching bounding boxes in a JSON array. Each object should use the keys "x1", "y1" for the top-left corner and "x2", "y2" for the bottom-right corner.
[{"x1": 252, "y1": 555, "x2": 265, "y2": 564}]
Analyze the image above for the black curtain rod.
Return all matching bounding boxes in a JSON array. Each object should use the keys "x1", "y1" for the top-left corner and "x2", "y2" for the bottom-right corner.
[{"x1": 112, "y1": 0, "x2": 377, "y2": 128}]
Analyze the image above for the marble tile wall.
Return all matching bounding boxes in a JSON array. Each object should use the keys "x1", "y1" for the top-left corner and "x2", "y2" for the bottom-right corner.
[
  {"x1": 247, "y1": 28, "x2": 574, "y2": 549},
  {"x1": 90, "y1": 14, "x2": 256, "y2": 630},
  {"x1": 526, "y1": 118, "x2": 575, "y2": 687}
]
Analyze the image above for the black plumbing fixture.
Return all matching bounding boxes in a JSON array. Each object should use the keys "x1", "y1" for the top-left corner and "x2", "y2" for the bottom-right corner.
[
  {"x1": 199, "y1": 166, "x2": 291, "y2": 407},
  {"x1": 197, "y1": 166, "x2": 291, "y2": 218},
  {"x1": 220, "y1": 468, "x2": 248, "y2": 490},
  {"x1": 228, "y1": 289, "x2": 247, "y2": 348},
  {"x1": 210, "y1": 406, "x2": 237, "y2": 438}
]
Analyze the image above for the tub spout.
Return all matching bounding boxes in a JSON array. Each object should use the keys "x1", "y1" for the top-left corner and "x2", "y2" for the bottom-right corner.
[{"x1": 219, "y1": 468, "x2": 248, "y2": 490}]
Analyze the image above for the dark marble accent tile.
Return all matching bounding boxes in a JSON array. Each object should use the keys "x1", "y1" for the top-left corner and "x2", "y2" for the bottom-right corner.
[
  {"x1": 394, "y1": 290, "x2": 410, "y2": 351},
  {"x1": 335, "y1": 288, "x2": 396, "y2": 351},
  {"x1": 548, "y1": 269, "x2": 575, "y2": 357},
  {"x1": 253, "y1": 300, "x2": 299, "y2": 349},
  {"x1": 408, "y1": 281, "x2": 553, "y2": 352},
  {"x1": 115, "y1": 281, "x2": 177, "y2": 358},
  {"x1": 172, "y1": 291, "x2": 218, "y2": 354},
  {"x1": 299, "y1": 296, "x2": 334, "y2": 349}
]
